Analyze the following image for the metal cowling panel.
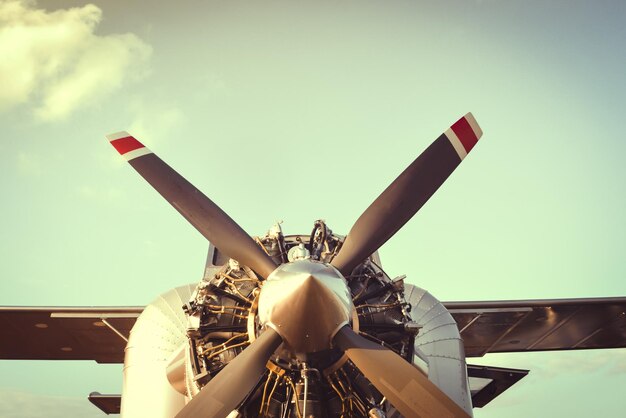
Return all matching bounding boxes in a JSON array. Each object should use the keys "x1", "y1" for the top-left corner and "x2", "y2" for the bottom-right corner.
[
  {"x1": 121, "y1": 284, "x2": 195, "y2": 418},
  {"x1": 405, "y1": 284, "x2": 474, "y2": 417}
]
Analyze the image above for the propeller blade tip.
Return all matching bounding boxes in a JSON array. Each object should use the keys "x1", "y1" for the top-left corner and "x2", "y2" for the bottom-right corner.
[
  {"x1": 446, "y1": 113, "x2": 482, "y2": 160},
  {"x1": 463, "y1": 112, "x2": 483, "y2": 140},
  {"x1": 105, "y1": 132, "x2": 152, "y2": 161},
  {"x1": 105, "y1": 131, "x2": 131, "y2": 142}
]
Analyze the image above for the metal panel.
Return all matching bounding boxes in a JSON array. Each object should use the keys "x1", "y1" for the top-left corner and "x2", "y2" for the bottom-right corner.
[
  {"x1": 451, "y1": 308, "x2": 531, "y2": 357},
  {"x1": 88, "y1": 392, "x2": 121, "y2": 415},
  {"x1": 0, "y1": 307, "x2": 142, "y2": 363},
  {"x1": 446, "y1": 297, "x2": 626, "y2": 357},
  {"x1": 466, "y1": 364, "x2": 529, "y2": 408}
]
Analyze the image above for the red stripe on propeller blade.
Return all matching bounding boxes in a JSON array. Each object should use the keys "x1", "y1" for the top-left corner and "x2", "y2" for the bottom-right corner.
[
  {"x1": 110, "y1": 136, "x2": 145, "y2": 155},
  {"x1": 451, "y1": 116, "x2": 478, "y2": 153}
]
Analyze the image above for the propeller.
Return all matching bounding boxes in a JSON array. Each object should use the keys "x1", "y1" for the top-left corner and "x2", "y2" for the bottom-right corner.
[
  {"x1": 110, "y1": 113, "x2": 481, "y2": 417},
  {"x1": 334, "y1": 326, "x2": 470, "y2": 418},
  {"x1": 331, "y1": 112, "x2": 482, "y2": 276},
  {"x1": 106, "y1": 132, "x2": 277, "y2": 279},
  {"x1": 175, "y1": 327, "x2": 283, "y2": 418}
]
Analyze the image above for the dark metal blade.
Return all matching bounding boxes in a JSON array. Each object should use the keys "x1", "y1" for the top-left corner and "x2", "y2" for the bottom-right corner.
[
  {"x1": 331, "y1": 113, "x2": 482, "y2": 276},
  {"x1": 175, "y1": 327, "x2": 283, "y2": 418},
  {"x1": 334, "y1": 326, "x2": 470, "y2": 418},
  {"x1": 107, "y1": 132, "x2": 277, "y2": 278}
]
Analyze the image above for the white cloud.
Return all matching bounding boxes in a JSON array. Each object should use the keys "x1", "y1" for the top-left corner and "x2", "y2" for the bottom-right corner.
[
  {"x1": 0, "y1": 0, "x2": 151, "y2": 121},
  {"x1": 0, "y1": 389, "x2": 103, "y2": 418},
  {"x1": 477, "y1": 349, "x2": 626, "y2": 380},
  {"x1": 127, "y1": 98, "x2": 185, "y2": 146},
  {"x1": 534, "y1": 349, "x2": 626, "y2": 378}
]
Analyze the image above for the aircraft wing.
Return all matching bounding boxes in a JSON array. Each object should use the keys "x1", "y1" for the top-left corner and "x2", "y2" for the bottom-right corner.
[
  {"x1": 444, "y1": 297, "x2": 626, "y2": 357},
  {"x1": 0, "y1": 306, "x2": 143, "y2": 363},
  {"x1": 2, "y1": 297, "x2": 625, "y2": 363}
]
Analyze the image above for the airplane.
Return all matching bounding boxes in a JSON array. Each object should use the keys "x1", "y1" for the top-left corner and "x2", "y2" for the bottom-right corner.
[{"x1": 1, "y1": 113, "x2": 625, "y2": 418}]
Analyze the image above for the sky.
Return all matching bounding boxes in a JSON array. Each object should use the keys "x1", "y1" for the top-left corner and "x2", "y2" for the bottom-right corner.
[{"x1": 0, "y1": 0, "x2": 625, "y2": 416}]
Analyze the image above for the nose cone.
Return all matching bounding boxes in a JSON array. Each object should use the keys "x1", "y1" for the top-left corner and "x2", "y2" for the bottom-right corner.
[{"x1": 257, "y1": 260, "x2": 353, "y2": 353}]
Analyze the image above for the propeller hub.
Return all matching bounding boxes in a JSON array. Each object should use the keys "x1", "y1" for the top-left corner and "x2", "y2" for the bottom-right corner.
[{"x1": 257, "y1": 259, "x2": 353, "y2": 354}]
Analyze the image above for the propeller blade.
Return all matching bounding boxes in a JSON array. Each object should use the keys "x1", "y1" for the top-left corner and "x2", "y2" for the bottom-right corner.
[
  {"x1": 176, "y1": 327, "x2": 283, "y2": 418},
  {"x1": 106, "y1": 132, "x2": 277, "y2": 278},
  {"x1": 334, "y1": 326, "x2": 470, "y2": 418},
  {"x1": 331, "y1": 113, "x2": 482, "y2": 276}
]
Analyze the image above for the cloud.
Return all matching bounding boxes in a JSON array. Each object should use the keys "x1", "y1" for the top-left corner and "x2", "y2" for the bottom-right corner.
[
  {"x1": 477, "y1": 349, "x2": 626, "y2": 380},
  {"x1": 0, "y1": 0, "x2": 151, "y2": 121},
  {"x1": 533, "y1": 349, "x2": 626, "y2": 378},
  {"x1": 127, "y1": 99, "x2": 185, "y2": 146},
  {"x1": 0, "y1": 389, "x2": 103, "y2": 418}
]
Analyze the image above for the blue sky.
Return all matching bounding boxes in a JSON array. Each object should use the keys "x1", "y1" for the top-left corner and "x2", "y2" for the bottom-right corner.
[{"x1": 0, "y1": 0, "x2": 625, "y2": 416}]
